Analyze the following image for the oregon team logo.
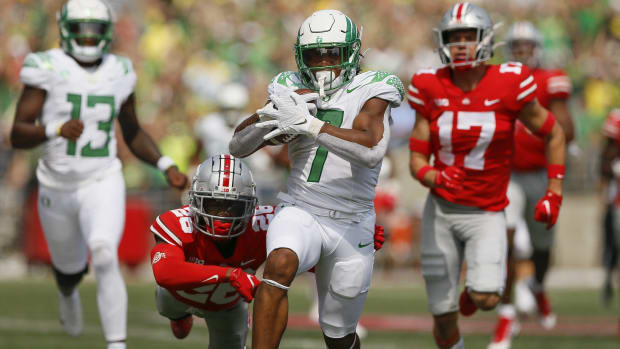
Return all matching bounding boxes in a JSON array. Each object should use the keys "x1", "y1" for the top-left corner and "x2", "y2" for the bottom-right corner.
[{"x1": 40, "y1": 195, "x2": 51, "y2": 208}]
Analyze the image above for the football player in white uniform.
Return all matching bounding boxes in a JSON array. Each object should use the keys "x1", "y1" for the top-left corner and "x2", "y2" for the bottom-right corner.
[
  {"x1": 229, "y1": 9, "x2": 403, "y2": 349},
  {"x1": 10, "y1": 1, "x2": 187, "y2": 348}
]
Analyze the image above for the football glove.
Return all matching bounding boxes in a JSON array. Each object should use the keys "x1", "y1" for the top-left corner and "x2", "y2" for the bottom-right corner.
[
  {"x1": 256, "y1": 91, "x2": 323, "y2": 140},
  {"x1": 534, "y1": 190, "x2": 562, "y2": 229},
  {"x1": 435, "y1": 166, "x2": 465, "y2": 191},
  {"x1": 374, "y1": 224, "x2": 386, "y2": 251},
  {"x1": 229, "y1": 268, "x2": 261, "y2": 302}
]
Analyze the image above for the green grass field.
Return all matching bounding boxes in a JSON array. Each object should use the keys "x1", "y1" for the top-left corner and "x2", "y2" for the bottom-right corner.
[{"x1": 0, "y1": 272, "x2": 618, "y2": 349}]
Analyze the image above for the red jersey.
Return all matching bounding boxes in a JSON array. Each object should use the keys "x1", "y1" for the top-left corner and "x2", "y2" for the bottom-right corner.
[
  {"x1": 602, "y1": 109, "x2": 620, "y2": 144},
  {"x1": 512, "y1": 68, "x2": 571, "y2": 171},
  {"x1": 408, "y1": 63, "x2": 536, "y2": 211},
  {"x1": 150, "y1": 205, "x2": 274, "y2": 311}
]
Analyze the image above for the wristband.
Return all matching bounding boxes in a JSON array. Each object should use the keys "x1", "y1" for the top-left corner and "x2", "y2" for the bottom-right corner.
[
  {"x1": 157, "y1": 156, "x2": 176, "y2": 172},
  {"x1": 535, "y1": 111, "x2": 556, "y2": 137},
  {"x1": 547, "y1": 164, "x2": 565, "y2": 179},
  {"x1": 307, "y1": 118, "x2": 326, "y2": 140},
  {"x1": 45, "y1": 121, "x2": 62, "y2": 140},
  {"x1": 409, "y1": 138, "x2": 430, "y2": 155},
  {"x1": 416, "y1": 165, "x2": 434, "y2": 183}
]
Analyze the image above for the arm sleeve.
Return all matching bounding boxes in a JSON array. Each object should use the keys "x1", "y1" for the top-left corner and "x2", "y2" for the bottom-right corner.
[
  {"x1": 316, "y1": 112, "x2": 390, "y2": 168},
  {"x1": 151, "y1": 243, "x2": 233, "y2": 290},
  {"x1": 229, "y1": 122, "x2": 271, "y2": 158}
]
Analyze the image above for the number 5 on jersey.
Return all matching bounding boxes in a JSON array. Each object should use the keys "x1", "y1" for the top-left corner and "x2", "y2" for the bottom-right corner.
[{"x1": 66, "y1": 93, "x2": 115, "y2": 157}]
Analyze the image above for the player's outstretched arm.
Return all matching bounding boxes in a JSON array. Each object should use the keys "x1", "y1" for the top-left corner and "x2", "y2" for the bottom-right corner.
[
  {"x1": 313, "y1": 97, "x2": 389, "y2": 168},
  {"x1": 151, "y1": 242, "x2": 236, "y2": 290},
  {"x1": 117, "y1": 93, "x2": 187, "y2": 189}
]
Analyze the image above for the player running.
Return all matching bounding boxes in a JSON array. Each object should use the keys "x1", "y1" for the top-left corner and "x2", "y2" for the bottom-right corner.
[
  {"x1": 407, "y1": 3, "x2": 566, "y2": 348},
  {"x1": 229, "y1": 9, "x2": 403, "y2": 349},
  {"x1": 489, "y1": 21, "x2": 575, "y2": 349},
  {"x1": 150, "y1": 154, "x2": 385, "y2": 348},
  {"x1": 10, "y1": 1, "x2": 187, "y2": 348}
]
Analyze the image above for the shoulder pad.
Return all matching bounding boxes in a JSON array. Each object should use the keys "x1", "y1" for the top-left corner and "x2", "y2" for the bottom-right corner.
[
  {"x1": 270, "y1": 71, "x2": 306, "y2": 90},
  {"x1": 346, "y1": 71, "x2": 404, "y2": 106},
  {"x1": 20, "y1": 51, "x2": 56, "y2": 89},
  {"x1": 150, "y1": 206, "x2": 194, "y2": 247}
]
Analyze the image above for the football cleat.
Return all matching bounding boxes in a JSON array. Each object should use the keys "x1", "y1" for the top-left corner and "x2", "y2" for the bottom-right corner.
[
  {"x1": 170, "y1": 314, "x2": 193, "y2": 339},
  {"x1": 488, "y1": 315, "x2": 520, "y2": 349},
  {"x1": 532, "y1": 290, "x2": 556, "y2": 330},
  {"x1": 59, "y1": 290, "x2": 83, "y2": 336},
  {"x1": 459, "y1": 289, "x2": 478, "y2": 317}
]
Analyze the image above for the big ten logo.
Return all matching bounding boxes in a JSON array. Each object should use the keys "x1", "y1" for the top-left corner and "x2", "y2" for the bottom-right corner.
[{"x1": 251, "y1": 206, "x2": 275, "y2": 232}]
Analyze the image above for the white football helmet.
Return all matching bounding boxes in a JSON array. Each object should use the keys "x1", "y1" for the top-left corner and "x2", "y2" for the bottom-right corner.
[
  {"x1": 189, "y1": 154, "x2": 257, "y2": 239},
  {"x1": 505, "y1": 21, "x2": 543, "y2": 68},
  {"x1": 294, "y1": 10, "x2": 362, "y2": 96},
  {"x1": 435, "y1": 2, "x2": 498, "y2": 68},
  {"x1": 57, "y1": 0, "x2": 114, "y2": 63}
]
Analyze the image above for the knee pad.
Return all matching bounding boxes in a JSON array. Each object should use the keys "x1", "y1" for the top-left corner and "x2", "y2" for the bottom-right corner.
[
  {"x1": 329, "y1": 258, "x2": 372, "y2": 299},
  {"x1": 53, "y1": 264, "x2": 88, "y2": 296},
  {"x1": 90, "y1": 242, "x2": 118, "y2": 271}
]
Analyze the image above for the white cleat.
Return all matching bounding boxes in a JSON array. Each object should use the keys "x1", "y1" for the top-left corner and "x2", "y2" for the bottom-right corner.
[
  {"x1": 356, "y1": 322, "x2": 368, "y2": 339},
  {"x1": 539, "y1": 312, "x2": 557, "y2": 330},
  {"x1": 59, "y1": 290, "x2": 83, "y2": 336},
  {"x1": 487, "y1": 315, "x2": 520, "y2": 349}
]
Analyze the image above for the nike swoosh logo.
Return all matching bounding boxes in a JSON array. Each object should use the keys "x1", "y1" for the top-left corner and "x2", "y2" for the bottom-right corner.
[
  {"x1": 358, "y1": 241, "x2": 373, "y2": 248},
  {"x1": 347, "y1": 82, "x2": 373, "y2": 94},
  {"x1": 240, "y1": 259, "x2": 256, "y2": 266},
  {"x1": 202, "y1": 275, "x2": 218, "y2": 283},
  {"x1": 293, "y1": 120, "x2": 307, "y2": 125},
  {"x1": 484, "y1": 99, "x2": 500, "y2": 106}
]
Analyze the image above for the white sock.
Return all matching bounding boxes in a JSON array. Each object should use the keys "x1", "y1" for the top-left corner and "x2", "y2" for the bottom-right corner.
[
  {"x1": 107, "y1": 342, "x2": 126, "y2": 349},
  {"x1": 498, "y1": 304, "x2": 516, "y2": 318},
  {"x1": 93, "y1": 246, "x2": 127, "y2": 343},
  {"x1": 450, "y1": 337, "x2": 464, "y2": 349}
]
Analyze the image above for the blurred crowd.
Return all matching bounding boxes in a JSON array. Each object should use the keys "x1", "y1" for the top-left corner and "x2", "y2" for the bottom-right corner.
[{"x1": 0, "y1": 0, "x2": 619, "y2": 270}]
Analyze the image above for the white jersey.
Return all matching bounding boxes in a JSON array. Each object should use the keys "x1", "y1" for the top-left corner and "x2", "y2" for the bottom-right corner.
[
  {"x1": 20, "y1": 48, "x2": 136, "y2": 190},
  {"x1": 269, "y1": 71, "x2": 404, "y2": 212}
]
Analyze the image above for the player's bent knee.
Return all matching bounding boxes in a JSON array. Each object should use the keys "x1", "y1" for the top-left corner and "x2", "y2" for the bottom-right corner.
[
  {"x1": 470, "y1": 291, "x2": 500, "y2": 310},
  {"x1": 90, "y1": 241, "x2": 118, "y2": 271},
  {"x1": 262, "y1": 248, "x2": 298, "y2": 284},
  {"x1": 53, "y1": 264, "x2": 88, "y2": 296}
]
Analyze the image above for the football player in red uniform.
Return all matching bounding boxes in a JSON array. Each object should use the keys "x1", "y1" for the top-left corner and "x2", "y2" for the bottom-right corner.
[
  {"x1": 600, "y1": 109, "x2": 620, "y2": 308},
  {"x1": 489, "y1": 21, "x2": 576, "y2": 348},
  {"x1": 406, "y1": 3, "x2": 566, "y2": 348},
  {"x1": 150, "y1": 154, "x2": 386, "y2": 348}
]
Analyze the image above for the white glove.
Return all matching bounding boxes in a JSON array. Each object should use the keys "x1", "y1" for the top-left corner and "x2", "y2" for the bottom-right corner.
[{"x1": 256, "y1": 91, "x2": 324, "y2": 140}]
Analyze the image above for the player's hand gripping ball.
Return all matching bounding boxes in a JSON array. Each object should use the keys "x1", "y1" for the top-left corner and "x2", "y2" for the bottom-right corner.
[{"x1": 263, "y1": 88, "x2": 318, "y2": 145}]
